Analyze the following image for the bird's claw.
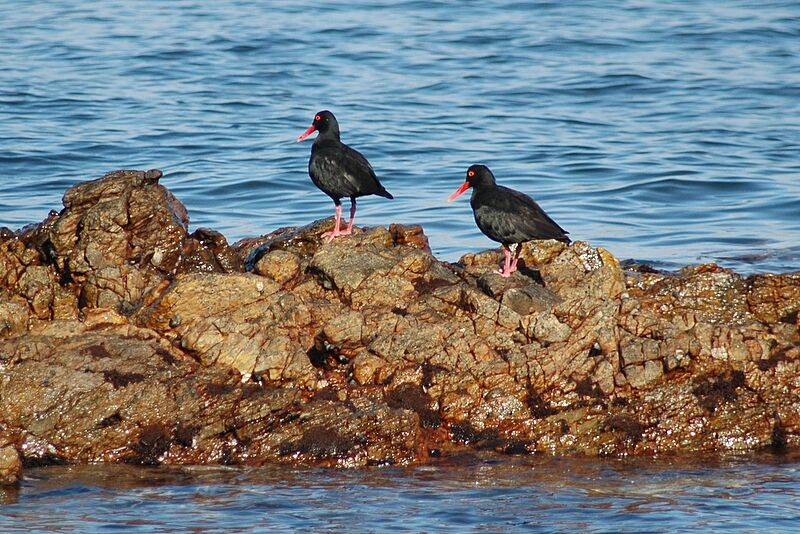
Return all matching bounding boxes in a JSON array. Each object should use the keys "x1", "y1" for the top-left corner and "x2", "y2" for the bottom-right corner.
[{"x1": 322, "y1": 226, "x2": 353, "y2": 243}]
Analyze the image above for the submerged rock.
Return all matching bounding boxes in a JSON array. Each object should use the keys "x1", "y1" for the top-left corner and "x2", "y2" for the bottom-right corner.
[{"x1": 1, "y1": 169, "x2": 799, "y2": 482}]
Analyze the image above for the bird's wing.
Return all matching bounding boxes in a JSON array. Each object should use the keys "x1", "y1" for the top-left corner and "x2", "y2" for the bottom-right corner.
[
  {"x1": 488, "y1": 186, "x2": 569, "y2": 240},
  {"x1": 339, "y1": 144, "x2": 383, "y2": 189},
  {"x1": 311, "y1": 142, "x2": 382, "y2": 197}
]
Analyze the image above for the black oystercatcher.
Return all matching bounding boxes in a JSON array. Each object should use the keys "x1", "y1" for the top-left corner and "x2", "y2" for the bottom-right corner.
[
  {"x1": 296, "y1": 110, "x2": 393, "y2": 242},
  {"x1": 448, "y1": 164, "x2": 570, "y2": 277}
]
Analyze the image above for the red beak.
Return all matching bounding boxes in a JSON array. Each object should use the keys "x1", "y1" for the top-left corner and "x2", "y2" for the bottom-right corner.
[
  {"x1": 296, "y1": 124, "x2": 316, "y2": 142},
  {"x1": 447, "y1": 181, "x2": 471, "y2": 201}
]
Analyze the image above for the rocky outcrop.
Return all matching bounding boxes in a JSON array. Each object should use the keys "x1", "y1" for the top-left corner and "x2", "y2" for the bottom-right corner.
[{"x1": 1, "y1": 169, "x2": 799, "y2": 482}]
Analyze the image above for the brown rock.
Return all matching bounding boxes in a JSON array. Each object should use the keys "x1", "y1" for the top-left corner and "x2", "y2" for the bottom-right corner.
[
  {"x1": 178, "y1": 228, "x2": 243, "y2": 275},
  {"x1": 0, "y1": 235, "x2": 32, "y2": 291},
  {"x1": 2, "y1": 169, "x2": 799, "y2": 481},
  {"x1": 388, "y1": 223, "x2": 431, "y2": 252},
  {"x1": 639, "y1": 264, "x2": 751, "y2": 324},
  {"x1": 255, "y1": 249, "x2": 301, "y2": 285},
  {"x1": 135, "y1": 272, "x2": 280, "y2": 331},
  {"x1": 529, "y1": 311, "x2": 572, "y2": 344},
  {"x1": 0, "y1": 294, "x2": 30, "y2": 339},
  {"x1": 16, "y1": 265, "x2": 56, "y2": 319},
  {"x1": 476, "y1": 272, "x2": 562, "y2": 316},
  {"x1": 502, "y1": 285, "x2": 561, "y2": 316},
  {"x1": 309, "y1": 235, "x2": 397, "y2": 295},
  {"x1": 747, "y1": 272, "x2": 800, "y2": 324},
  {"x1": 51, "y1": 169, "x2": 188, "y2": 279},
  {"x1": 237, "y1": 218, "x2": 337, "y2": 271},
  {"x1": 539, "y1": 241, "x2": 625, "y2": 300},
  {"x1": 351, "y1": 352, "x2": 393, "y2": 385},
  {"x1": 0, "y1": 445, "x2": 21, "y2": 486},
  {"x1": 81, "y1": 265, "x2": 152, "y2": 314}
]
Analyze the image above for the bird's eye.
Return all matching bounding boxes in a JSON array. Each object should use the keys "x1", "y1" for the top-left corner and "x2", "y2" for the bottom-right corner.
[
  {"x1": 468, "y1": 170, "x2": 475, "y2": 177},
  {"x1": 315, "y1": 115, "x2": 321, "y2": 121}
]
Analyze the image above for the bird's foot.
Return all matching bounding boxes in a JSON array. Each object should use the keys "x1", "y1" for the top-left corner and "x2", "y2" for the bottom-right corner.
[
  {"x1": 322, "y1": 227, "x2": 353, "y2": 242},
  {"x1": 495, "y1": 268, "x2": 513, "y2": 278}
]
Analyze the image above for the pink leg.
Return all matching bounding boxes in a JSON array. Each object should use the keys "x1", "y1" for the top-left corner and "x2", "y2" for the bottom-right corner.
[
  {"x1": 344, "y1": 198, "x2": 356, "y2": 234},
  {"x1": 323, "y1": 204, "x2": 343, "y2": 242},
  {"x1": 510, "y1": 243, "x2": 523, "y2": 273},
  {"x1": 495, "y1": 246, "x2": 513, "y2": 277}
]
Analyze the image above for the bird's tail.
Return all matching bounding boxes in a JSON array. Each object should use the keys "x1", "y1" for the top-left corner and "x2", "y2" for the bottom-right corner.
[{"x1": 376, "y1": 187, "x2": 393, "y2": 200}]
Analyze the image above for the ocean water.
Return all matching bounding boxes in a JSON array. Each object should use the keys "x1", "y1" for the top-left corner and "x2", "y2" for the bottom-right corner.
[
  {"x1": 1, "y1": 0, "x2": 799, "y2": 272},
  {"x1": 2, "y1": 1, "x2": 800, "y2": 531},
  {"x1": 2, "y1": 452, "x2": 800, "y2": 533}
]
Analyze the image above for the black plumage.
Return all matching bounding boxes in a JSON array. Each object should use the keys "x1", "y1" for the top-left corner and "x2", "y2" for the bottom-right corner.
[
  {"x1": 448, "y1": 164, "x2": 569, "y2": 276},
  {"x1": 297, "y1": 110, "x2": 392, "y2": 241}
]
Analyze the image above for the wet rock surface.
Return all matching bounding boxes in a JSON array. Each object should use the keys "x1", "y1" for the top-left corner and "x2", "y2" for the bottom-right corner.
[
  {"x1": 0, "y1": 444, "x2": 21, "y2": 486},
  {"x1": 1, "y1": 169, "x2": 799, "y2": 482}
]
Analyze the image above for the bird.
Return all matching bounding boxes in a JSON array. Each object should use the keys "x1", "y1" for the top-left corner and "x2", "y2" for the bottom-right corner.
[
  {"x1": 448, "y1": 164, "x2": 569, "y2": 277},
  {"x1": 296, "y1": 110, "x2": 393, "y2": 242}
]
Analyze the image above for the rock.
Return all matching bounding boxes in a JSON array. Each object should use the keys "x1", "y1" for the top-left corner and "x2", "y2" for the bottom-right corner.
[
  {"x1": 255, "y1": 249, "x2": 301, "y2": 285},
  {"x1": 15, "y1": 266, "x2": 56, "y2": 319},
  {"x1": 0, "y1": 445, "x2": 21, "y2": 486},
  {"x1": 237, "y1": 218, "x2": 338, "y2": 271},
  {"x1": 476, "y1": 272, "x2": 562, "y2": 317},
  {"x1": 0, "y1": 294, "x2": 30, "y2": 338},
  {"x1": 51, "y1": 169, "x2": 188, "y2": 279},
  {"x1": 633, "y1": 264, "x2": 750, "y2": 324},
  {"x1": 351, "y1": 352, "x2": 393, "y2": 385},
  {"x1": 625, "y1": 360, "x2": 664, "y2": 389},
  {"x1": 746, "y1": 273, "x2": 800, "y2": 324},
  {"x1": 538, "y1": 241, "x2": 625, "y2": 301},
  {"x1": 0, "y1": 321, "x2": 422, "y2": 468},
  {"x1": 177, "y1": 228, "x2": 243, "y2": 275},
  {"x1": 529, "y1": 311, "x2": 572, "y2": 344},
  {"x1": 135, "y1": 272, "x2": 279, "y2": 331},
  {"x1": 389, "y1": 223, "x2": 431, "y2": 252},
  {"x1": 309, "y1": 231, "x2": 396, "y2": 293},
  {"x1": 1, "y1": 168, "x2": 799, "y2": 480},
  {"x1": 0, "y1": 169, "x2": 211, "y2": 324},
  {"x1": 133, "y1": 272, "x2": 321, "y2": 384},
  {"x1": 275, "y1": 401, "x2": 422, "y2": 467},
  {"x1": 81, "y1": 265, "x2": 153, "y2": 314},
  {"x1": 505, "y1": 285, "x2": 561, "y2": 316}
]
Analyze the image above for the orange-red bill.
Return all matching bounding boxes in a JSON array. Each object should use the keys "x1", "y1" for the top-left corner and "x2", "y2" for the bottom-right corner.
[
  {"x1": 296, "y1": 125, "x2": 316, "y2": 142},
  {"x1": 447, "y1": 181, "x2": 471, "y2": 201}
]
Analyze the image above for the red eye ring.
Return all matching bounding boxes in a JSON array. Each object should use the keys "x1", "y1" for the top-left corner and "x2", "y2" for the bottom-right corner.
[
  {"x1": 468, "y1": 170, "x2": 475, "y2": 177},
  {"x1": 315, "y1": 115, "x2": 321, "y2": 121}
]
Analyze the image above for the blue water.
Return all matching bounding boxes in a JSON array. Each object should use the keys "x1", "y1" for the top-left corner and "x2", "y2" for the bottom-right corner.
[
  {"x1": 1, "y1": 1, "x2": 799, "y2": 272},
  {"x1": 2, "y1": 453, "x2": 800, "y2": 533},
  {"x1": 2, "y1": 1, "x2": 800, "y2": 530}
]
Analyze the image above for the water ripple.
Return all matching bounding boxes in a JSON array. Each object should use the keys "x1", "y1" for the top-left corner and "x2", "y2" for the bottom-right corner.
[
  {"x1": 2, "y1": 453, "x2": 800, "y2": 532},
  {"x1": 0, "y1": 0, "x2": 798, "y2": 276}
]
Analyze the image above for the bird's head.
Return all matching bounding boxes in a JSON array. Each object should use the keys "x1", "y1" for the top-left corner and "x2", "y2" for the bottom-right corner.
[
  {"x1": 447, "y1": 164, "x2": 496, "y2": 201},
  {"x1": 297, "y1": 110, "x2": 338, "y2": 142}
]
